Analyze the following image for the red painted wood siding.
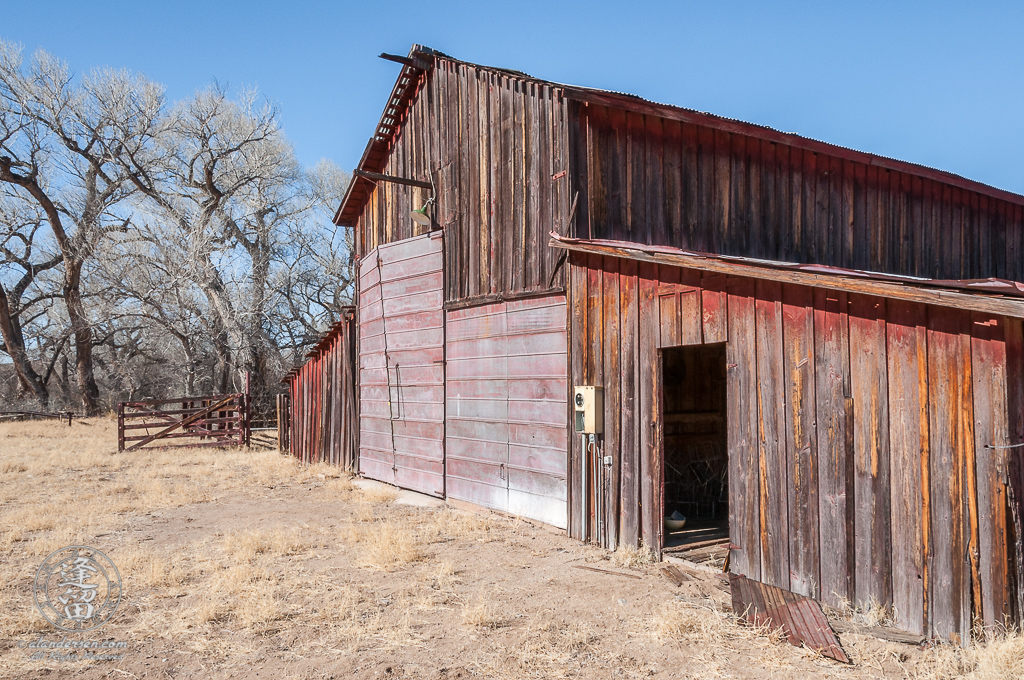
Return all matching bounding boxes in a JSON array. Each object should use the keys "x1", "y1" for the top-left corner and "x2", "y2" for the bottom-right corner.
[
  {"x1": 358, "y1": 232, "x2": 446, "y2": 497},
  {"x1": 445, "y1": 295, "x2": 568, "y2": 528}
]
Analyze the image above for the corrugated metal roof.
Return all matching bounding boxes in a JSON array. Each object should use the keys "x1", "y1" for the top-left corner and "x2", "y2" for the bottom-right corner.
[
  {"x1": 335, "y1": 45, "x2": 1024, "y2": 229},
  {"x1": 550, "y1": 232, "x2": 1024, "y2": 318}
]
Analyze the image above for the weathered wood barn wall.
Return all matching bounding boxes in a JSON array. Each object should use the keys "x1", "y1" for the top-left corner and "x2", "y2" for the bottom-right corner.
[
  {"x1": 281, "y1": 309, "x2": 357, "y2": 468},
  {"x1": 331, "y1": 45, "x2": 1024, "y2": 640},
  {"x1": 561, "y1": 240, "x2": 1024, "y2": 640},
  {"x1": 338, "y1": 54, "x2": 572, "y2": 303},
  {"x1": 567, "y1": 98, "x2": 1024, "y2": 280},
  {"x1": 335, "y1": 47, "x2": 573, "y2": 527},
  {"x1": 559, "y1": 88, "x2": 1024, "y2": 639}
]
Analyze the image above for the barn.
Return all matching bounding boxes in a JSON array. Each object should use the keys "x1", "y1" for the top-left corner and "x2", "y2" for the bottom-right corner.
[{"x1": 293, "y1": 44, "x2": 1024, "y2": 641}]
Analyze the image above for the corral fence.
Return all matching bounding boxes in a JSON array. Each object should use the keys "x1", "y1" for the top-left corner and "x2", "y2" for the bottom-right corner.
[
  {"x1": 249, "y1": 410, "x2": 279, "y2": 449},
  {"x1": 117, "y1": 392, "x2": 250, "y2": 452},
  {"x1": 279, "y1": 307, "x2": 357, "y2": 468},
  {"x1": 0, "y1": 410, "x2": 75, "y2": 425}
]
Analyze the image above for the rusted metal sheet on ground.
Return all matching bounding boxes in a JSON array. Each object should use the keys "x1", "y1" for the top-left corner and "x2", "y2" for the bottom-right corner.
[
  {"x1": 445, "y1": 294, "x2": 568, "y2": 528},
  {"x1": 359, "y1": 232, "x2": 445, "y2": 497},
  {"x1": 730, "y1": 574, "x2": 850, "y2": 664}
]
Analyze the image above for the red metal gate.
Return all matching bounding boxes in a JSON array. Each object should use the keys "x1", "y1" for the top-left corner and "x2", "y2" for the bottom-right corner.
[
  {"x1": 446, "y1": 295, "x2": 568, "y2": 528},
  {"x1": 117, "y1": 393, "x2": 249, "y2": 451},
  {"x1": 358, "y1": 232, "x2": 445, "y2": 496}
]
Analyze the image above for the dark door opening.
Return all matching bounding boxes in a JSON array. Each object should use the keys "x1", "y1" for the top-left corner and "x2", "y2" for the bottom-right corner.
[{"x1": 660, "y1": 343, "x2": 729, "y2": 562}]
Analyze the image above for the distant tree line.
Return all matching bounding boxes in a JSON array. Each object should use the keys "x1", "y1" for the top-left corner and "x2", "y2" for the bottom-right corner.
[{"x1": 0, "y1": 41, "x2": 352, "y2": 415}]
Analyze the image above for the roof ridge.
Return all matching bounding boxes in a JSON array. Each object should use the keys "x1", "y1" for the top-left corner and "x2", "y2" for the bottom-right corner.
[{"x1": 335, "y1": 44, "x2": 1024, "y2": 228}]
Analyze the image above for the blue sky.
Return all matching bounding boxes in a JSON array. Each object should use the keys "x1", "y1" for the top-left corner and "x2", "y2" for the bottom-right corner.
[{"x1": 4, "y1": 1, "x2": 1024, "y2": 193}]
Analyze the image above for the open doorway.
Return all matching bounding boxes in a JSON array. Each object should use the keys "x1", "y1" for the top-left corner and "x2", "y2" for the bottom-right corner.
[{"x1": 661, "y1": 343, "x2": 729, "y2": 561}]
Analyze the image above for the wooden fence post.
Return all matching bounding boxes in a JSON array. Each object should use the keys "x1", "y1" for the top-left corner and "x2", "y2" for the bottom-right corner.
[{"x1": 117, "y1": 402, "x2": 124, "y2": 452}]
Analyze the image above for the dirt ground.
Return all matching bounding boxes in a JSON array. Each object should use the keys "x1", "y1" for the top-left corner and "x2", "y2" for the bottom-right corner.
[{"x1": 0, "y1": 418, "x2": 1021, "y2": 679}]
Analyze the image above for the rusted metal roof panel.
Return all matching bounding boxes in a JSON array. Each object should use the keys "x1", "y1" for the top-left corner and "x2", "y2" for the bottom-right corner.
[
  {"x1": 358, "y1": 232, "x2": 445, "y2": 497},
  {"x1": 552, "y1": 233, "x2": 1024, "y2": 318},
  {"x1": 730, "y1": 574, "x2": 850, "y2": 664}
]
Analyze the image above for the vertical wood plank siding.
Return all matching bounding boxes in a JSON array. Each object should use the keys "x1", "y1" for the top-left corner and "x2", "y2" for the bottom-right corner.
[
  {"x1": 568, "y1": 256, "x2": 1022, "y2": 640},
  {"x1": 570, "y1": 103, "x2": 1024, "y2": 283},
  {"x1": 283, "y1": 310, "x2": 358, "y2": 469},
  {"x1": 356, "y1": 61, "x2": 571, "y2": 304}
]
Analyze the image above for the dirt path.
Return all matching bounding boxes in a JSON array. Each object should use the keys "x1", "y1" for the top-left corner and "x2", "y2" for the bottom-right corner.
[{"x1": 0, "y1": 419, "x2": 1012, "y2": 679}]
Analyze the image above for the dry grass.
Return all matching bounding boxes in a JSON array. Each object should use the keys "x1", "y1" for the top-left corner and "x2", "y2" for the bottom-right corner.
[
  {"x1": 507, "y1": 618, "x2": 605, "y2": 677},
  {"x1": 831, "y1": 594, "x2": 897, "y2": 628},
  {"x1": 644, "y1": 597, "x2": 783, "y2": 645},
  {"x1": 609, "y1": 541, "x2": 656, "y2": 569},
  {"x1": 7, "y1": 417, "x2": 1022, "y2": 680},
  {"x1": 348, "y1": 519, "x2": 424, "y2": 571},
  {"x1": 902, "y1": 631, "x2": 1024, "y2": 680},
  {"x1": 461, "y1": 590, "x2": 512, "y2": 629}
]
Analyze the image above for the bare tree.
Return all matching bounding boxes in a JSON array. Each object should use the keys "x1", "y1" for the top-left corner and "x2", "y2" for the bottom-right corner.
[
  {"x1": 272, "y1": 159, "x2": 353, "y2": 353},
  {"x1": 0, "y1": 192, "x2": 62, "y2": 404},
  {"x1": 0, "y1": 42, "x2": 163, "y2": 413},
  {"x1": 0, "y1": 42, "x2": 352, "y2": 413},
  {"x1": 118, "y1": 86, "x2": 336, "y2": 399}
]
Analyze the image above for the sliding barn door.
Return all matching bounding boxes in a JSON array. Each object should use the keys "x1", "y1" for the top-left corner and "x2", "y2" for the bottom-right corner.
[
  {"x1": 357, "y1": 232, "x2": 445, "y2": 497},
  {"x1": 445, "y1": 295, "x2": 568, "y2": 528}
]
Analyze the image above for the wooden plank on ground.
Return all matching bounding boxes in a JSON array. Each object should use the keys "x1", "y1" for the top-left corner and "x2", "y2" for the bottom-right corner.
[
  {"x1": 573, "y1": 564, "x2": 643, "y2": 580},
  {"x1": 829, "y1": 620, "x2": 927, "y2": 646},
  {"x1": 660, "y1": 564, "x2": 691, "y2": 586}
]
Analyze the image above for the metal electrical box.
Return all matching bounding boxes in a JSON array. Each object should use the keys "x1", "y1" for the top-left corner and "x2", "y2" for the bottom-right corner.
[{"x1": 573, "y1": 386, "x2": 603, "y2": 434}]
